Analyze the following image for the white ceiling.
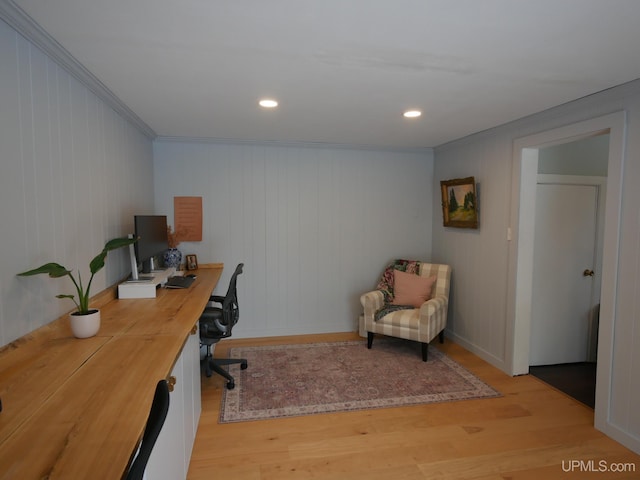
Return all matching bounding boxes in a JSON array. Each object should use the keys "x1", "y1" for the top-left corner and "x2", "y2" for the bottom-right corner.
[{"x1": 8, "y1": 0, "x2": 640, "y2": 149}]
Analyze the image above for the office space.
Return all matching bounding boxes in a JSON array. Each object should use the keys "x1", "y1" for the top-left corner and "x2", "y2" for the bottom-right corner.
[{"x1": 1, "y1": 0, "x2": 639, "y2": 467}]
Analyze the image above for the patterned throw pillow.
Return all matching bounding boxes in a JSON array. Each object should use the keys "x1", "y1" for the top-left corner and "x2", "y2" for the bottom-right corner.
[{"x1": 376, "y1": 259, "x2": 421, "y2": 302}]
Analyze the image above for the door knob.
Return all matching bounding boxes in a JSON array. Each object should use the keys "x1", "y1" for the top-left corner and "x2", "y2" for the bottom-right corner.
[{"x1": 583, "y1": 269, "x2": 595, "y2": 277}]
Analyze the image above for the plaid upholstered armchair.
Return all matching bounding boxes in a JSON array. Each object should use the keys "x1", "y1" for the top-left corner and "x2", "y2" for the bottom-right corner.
[{"x1": 360, "y1": 260, "x2": 451, "y2": 361}]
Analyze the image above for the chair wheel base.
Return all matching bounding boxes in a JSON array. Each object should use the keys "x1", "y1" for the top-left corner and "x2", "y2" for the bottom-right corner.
[{"x1": 241, "y1": 362, "x2": 248, "y2": 370}]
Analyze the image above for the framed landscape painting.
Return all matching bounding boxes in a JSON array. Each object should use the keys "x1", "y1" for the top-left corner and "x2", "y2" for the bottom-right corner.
[{"x1": 440, "y1": 176, "x2": 478, "y2": 229}]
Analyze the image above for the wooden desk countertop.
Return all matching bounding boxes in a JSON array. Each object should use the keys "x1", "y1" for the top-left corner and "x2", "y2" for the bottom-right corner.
[{"x1": 0, "y1": 264, "x2": 223, "y2": 479}]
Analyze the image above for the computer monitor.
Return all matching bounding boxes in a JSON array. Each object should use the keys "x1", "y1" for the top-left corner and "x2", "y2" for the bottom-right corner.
[{"x1": 134, "y1": 215, "x2": 169, "y2": 275}]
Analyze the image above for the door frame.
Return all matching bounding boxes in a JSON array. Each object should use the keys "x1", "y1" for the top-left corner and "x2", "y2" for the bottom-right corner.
[{"x1": 505, "y1": 111, "x2": 626, "y2": 432}]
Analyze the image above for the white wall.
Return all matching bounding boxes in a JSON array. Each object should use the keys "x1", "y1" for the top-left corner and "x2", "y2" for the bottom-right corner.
[
  {"x1": 538, "y1": 134, "x2": 609, "y2": 175},
  {"x1": 431, "y1": 137, "x2": 513, "y2": 365},
  {"x1": 153, "y1": 140, "x2": 434, "y2": 337},
  {"x1": 0, "y1": 19, "x2": 154, "y2": 346},
  {"x1": 433, "y1": 80, "x2": 640, "y2": 452}
]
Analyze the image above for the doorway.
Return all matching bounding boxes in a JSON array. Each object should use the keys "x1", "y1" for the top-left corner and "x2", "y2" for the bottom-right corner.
[
  {"x1": 527, "y1": 136, "x2": 608, "y2": 406},
  {"x1": 507, "y1": 112, "x2": 625, "y2": 433}
]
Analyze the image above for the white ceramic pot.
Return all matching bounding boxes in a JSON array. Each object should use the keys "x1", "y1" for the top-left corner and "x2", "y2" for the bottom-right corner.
[{"x1": 69, "y1": 309, "x2": 101, "y2": 339}]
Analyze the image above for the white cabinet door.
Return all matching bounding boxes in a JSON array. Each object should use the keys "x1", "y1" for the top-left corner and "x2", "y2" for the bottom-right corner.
[
  {"x1": 145, "y1": 353, "x2": 186, "y2": 480},
  {"x1": 183, "y1": 326, "x2": 202, "y2": 464},
  {"x1": 144, "y1": 325, "x2": 202, "y2": 480}
]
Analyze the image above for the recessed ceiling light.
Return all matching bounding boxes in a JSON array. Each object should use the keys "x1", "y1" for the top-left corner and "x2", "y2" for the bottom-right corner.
[
  {"x1": 403, "y1": 110, "x2": 422, "y2": 118},
  {"x1": 259, "y1": 99, "x2": 278, "y2": 108}
]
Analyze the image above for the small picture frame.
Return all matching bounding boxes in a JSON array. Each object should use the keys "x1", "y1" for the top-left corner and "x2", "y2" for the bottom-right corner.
[
  {"x1": 186, "y1": 254, "x2": 198, "y2": 271},
  {"x1": 440, "y1": 176, "x2": 479, "y2": 229}
]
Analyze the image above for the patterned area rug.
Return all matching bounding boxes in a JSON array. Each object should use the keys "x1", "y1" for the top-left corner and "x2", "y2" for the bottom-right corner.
[{"x1": 219, "y1": 339, "x2": 501, "y2": 423}]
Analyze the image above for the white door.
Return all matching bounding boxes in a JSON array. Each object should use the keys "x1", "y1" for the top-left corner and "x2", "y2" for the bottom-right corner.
[{"x1": 529, "y1": 182, "x2": 599, "y2": 365}]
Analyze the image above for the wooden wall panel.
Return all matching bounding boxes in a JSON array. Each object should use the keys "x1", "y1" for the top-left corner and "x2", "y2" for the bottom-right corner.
[
  {"x1": 0, "y1": 19, "x2": 154, "y2": 346},
  {"x1": 433, "y1": 80, "x2": 640, "y2": 453},
  {"x1": 153, "y1": 141, "x2": 434, "y2": 338}
]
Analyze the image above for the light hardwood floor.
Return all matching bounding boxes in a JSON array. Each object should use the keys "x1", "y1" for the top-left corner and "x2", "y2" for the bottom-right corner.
[{"x1": 187, "y1": 332, "x2": 640, "y2": 479}]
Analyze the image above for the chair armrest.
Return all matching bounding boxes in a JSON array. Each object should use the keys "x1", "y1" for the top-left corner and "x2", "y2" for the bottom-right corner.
[
  {"x1": 416, "y1": 294, "x2": 449, "y2": 343},
  {"x1": 418, "y1": 294, "x2": 448, "y2": 318},
  {"x1": 360, "y1": 290, "x2": 385, "y2": 313},
  {"x1": 209, "y1": 295, "x2": 225, "y2": 304}
]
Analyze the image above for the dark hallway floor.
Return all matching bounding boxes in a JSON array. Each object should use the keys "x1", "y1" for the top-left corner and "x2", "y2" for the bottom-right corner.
[{"x1": 529, "y1": 362, "x2": 597, "y2": 409}]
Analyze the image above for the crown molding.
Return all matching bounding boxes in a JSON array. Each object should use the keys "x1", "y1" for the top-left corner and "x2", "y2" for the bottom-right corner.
[
  {"x1": 155, "y1": 136, "x2": 434, "y2": 154},
  {"x1": 0, "y1": 0, "x2": 156, "y2": 139}
]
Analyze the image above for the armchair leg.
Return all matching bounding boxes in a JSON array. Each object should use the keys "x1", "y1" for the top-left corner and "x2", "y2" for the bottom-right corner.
[
  {"x1": 421, "y1": 342, "x2": 428, "y2": 362},
  {"x1": 439, "y1": 330, "x2": 444, "y2": 343},
  {"x1": 367, "y1": 332, "x2": 374, "y2": 349}
]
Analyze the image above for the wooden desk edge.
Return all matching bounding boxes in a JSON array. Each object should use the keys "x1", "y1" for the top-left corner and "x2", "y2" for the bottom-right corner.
[{"x1": 0, "y1": 264, "x2": 223, "y2": 479}]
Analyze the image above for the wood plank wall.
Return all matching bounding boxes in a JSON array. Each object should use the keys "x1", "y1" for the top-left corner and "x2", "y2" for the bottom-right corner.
[
  {"x1": 0, "y1": 18, "x2": 154, "y2": 346},
  {"x1": 153, "y1": 140, "x2": 435, "y2": 338}
]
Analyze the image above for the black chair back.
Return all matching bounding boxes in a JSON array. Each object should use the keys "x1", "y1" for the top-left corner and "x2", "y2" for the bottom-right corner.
[
  {"x1": 199, "y1": 263, "x2": 247, "y2": 386},
  {"x1": 211, "y1": 263, "x2": 243, "y2": 338},
  {"x1": 126, "y1": 379, "x2": 170, "y2": 480}
]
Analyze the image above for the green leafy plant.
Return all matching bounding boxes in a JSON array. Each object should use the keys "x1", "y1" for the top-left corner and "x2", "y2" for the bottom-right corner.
[{"x1": 17, "y1": 236, "x2": 137, "y2": 315}]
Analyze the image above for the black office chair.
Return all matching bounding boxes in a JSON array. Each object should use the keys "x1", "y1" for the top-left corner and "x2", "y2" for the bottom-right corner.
[
  {"x1": 126, "y1": 379, "x2": 170, "y2": 480},
  {"x1": 199, "y1": 263, "x2": 247, "y2": 389}
]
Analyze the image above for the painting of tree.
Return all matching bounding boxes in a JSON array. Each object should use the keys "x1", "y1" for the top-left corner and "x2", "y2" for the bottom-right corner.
[{"x1": 440, "y1": 177, "x2": 479, "y2": 228}]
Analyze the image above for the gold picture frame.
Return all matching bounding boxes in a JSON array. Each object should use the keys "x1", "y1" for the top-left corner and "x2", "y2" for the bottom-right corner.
[
  {"x1": 440, "y1": 176, "x2": 479, "y2": 229},
  {"x1": 186, "y1": 254, "x2": 198, "y2": 271}
]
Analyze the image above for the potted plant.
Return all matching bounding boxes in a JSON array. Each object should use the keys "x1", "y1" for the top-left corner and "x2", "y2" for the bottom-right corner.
[{"x1": 17, "y1": 236, "x2": 137, "y2": 338}]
